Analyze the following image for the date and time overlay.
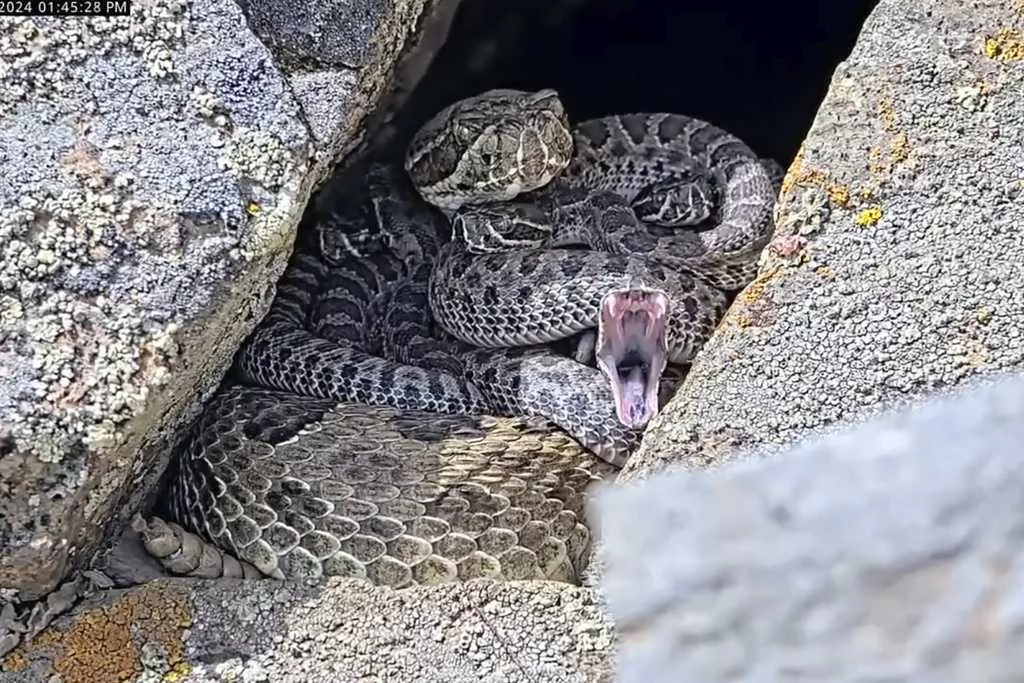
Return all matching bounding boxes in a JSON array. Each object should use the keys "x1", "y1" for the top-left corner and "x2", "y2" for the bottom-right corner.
[{"x1": 1, "y1": 0, "x2": 131, "y2": 16}]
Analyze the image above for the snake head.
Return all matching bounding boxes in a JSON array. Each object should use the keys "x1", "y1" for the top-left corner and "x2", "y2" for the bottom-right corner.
[
  {"x1": 317, "y1": 203, "x2": 385, "y2": 264},
  {"x1": 316, "y1": 164, "x2": 443, "y2": 268},
  {"x1": 405, "y1": 88, "x2": 574, "y2": 211},
  {"x1": 631, "y1": 172, "x2": 717, "y2": 227},
  {"x1": 313, "y1": 164, "x2": 396, "y2": 264},
  {"x1": 452, "y1": 202, "x2": 554, "y2": 253},
  {"x1": 595, "y1": 288, "x2": 670, "y2": 429}
]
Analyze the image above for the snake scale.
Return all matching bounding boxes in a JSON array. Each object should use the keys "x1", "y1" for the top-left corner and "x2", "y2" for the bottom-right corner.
[{"x1": 138, "y1": 89, "x2": 778, "y2": 587}]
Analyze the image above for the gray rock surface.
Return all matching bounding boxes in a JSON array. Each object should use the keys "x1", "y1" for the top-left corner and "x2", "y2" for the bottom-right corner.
[
  {"x1": 595, "y1": 372, "x2": 1024, "y2": 682},
  {"x1": 630, "y1": 0, "x2": 1024, "y2": 480},
  {"x1": 0, "y1": 3, "x2": 448, "y2": 600},
  {"x1": 239, "y1": 0, "x2": 464, "y2": 153},
  {"x1": 2, "y1": 578, "x2": 614, "y2": 682}
]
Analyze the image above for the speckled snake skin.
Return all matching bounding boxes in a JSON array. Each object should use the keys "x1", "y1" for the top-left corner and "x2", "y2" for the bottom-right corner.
[
  {"x1": 140, "y1": 89, "x2": 778, "y2": 587},
  {"x1": 408, "y1": 89, "x2": 777, "y2": 427}
]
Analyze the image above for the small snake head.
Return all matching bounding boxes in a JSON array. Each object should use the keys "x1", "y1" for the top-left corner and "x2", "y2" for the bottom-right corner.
[
  {"x1": 405, "y1": 88, "x2": 574, "y2": 211},
  {"x1": 316, "y1": 201, "x2": 386, "y2": 265},
  {"x1": 312, "y1": 164, "x2": 394, "y2": 264},
  {"x1": 595, "y1": 288, "x2": 670, "y2": 429},
  {"x1": 631, "y1": 172, "x2": 717, "y2": 227},
  {"x1": 452, "y1": 202, "x2": 553, "y2": 254},
  {"x1": 316, "y1": 164, "x2": 442, "y2": 268}
]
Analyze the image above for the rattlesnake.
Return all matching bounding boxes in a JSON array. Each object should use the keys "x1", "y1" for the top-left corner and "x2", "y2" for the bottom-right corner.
[
  {"x1": 410, "y1": 89, "x2": 775, "y2": 426},
  {"x1": 138, "y1": 89, "x2": 777, "y2": 586}
]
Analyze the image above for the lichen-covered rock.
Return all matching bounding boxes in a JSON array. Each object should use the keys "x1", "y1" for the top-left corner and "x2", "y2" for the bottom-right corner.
[
  {"x1": 0, "y1": 1, "x2": 455, "y2": 601},
  {"x1": 2, "y1": 578, "x2": 614, "y2": 682},
  {"x1": 236, "y1": 0, "x2": 466, "y2": 150},
  {"x1": 629, "y1": 0, "x2": 1024, "y2": 480}
]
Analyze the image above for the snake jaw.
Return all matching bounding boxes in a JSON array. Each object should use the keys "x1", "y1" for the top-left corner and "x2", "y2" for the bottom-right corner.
[{"x1": 595, "y1": 289, "x2": 670, "y2": 429}]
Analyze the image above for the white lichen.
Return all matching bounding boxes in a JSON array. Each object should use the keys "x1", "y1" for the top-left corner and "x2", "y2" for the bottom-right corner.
[{"x1": 223, "y1": 128, "x2": 294, "y2": 191}]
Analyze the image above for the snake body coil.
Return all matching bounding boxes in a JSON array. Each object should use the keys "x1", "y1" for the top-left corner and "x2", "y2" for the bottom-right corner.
[{"x1": 144, "y1": 89, "x2": 778, "y2": 586}]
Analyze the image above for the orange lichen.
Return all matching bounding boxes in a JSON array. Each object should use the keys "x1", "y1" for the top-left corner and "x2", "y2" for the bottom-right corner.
[
  {"x1": 867, "y1": 133, "x2": 910, "y2": 178},
  {"x1": 858, "y1": 185, "x2": 878, "y2": 201},
  {"x1": 779, "y1": 146, "x2": 805, "y2": 196},
  {"x1": 890, "y1": 133, "x2": 910, "y2": 164},
  {"x1": 814, "y1": 265, "x2": 836, "y2": 280},
  {"x1": 827, "y1": 184, "x2": 851, "y2": 208},
  {"x1": 877, "y1": 99, "x2": 897, "y2": 132},
  {"x1": 733, "y1": 311, "x2": 753, "y2": 328},
  {"x1": 780, "y1": 148, "x2": 829, "y2": 197},
  {"x1": 867, "y1": 147, "x2": 886, "y2": 175},
  {"x1": 2, "y1": 651, "x2": 28, "y2": 672},
  {"x1": 3, "y1": 583, "x2": 193, "y2": 683},
  {"x1": 739, "y1": 274, "x2": 770, "y2": 306},
  {"x1": 739, "y1": 266, "x2": 783, "y2": 307}
]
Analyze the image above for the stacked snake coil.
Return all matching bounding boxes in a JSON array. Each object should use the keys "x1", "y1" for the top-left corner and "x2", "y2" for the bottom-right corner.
[{"x1": 138, "y1": 89, "x2": 779, "y2": 587}]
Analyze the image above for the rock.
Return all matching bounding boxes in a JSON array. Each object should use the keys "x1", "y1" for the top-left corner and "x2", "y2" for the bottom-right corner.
[
  {"x1": 0, "y1": 2, "x2": 454, "y2": 601},
  {"x1": 235, "y1": 0, "x2": 465, "y2": 153},
  {"x1": 595, "y1": 372, "x2": 1024, "y2": 681},
  {"x1": 630, "y1": 0, "x2": 1024, "y2": 480},
  {"x1": 1, "y1": 578, "x2": 614, "y2": 682}
]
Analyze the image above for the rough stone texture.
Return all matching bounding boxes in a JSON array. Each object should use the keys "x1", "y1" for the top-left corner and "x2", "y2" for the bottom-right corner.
[
  {"x1": 629, "y1": 0, "x2": 1024, "y2": 480},
  {"x1": 595, "y1": 372, "x2": 1024, "y2": 682},
  {"x1": 0, "y1": 2, "x2": 454, "y2": 601},
  {"x1": 2, "y1": 578, "x2": 614, "y2": 682},
  {"x1": 238, "y1": 0, "x2": 465, "y2": 153}
]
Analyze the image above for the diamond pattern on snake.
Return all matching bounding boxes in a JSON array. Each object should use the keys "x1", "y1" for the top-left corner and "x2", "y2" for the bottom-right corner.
[{"x1": 138, "y1": 88, "x2": 781, "y2": 587}]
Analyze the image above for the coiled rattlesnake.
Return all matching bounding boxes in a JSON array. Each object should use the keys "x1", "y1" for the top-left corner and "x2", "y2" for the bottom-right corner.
[
  {"x1": 138, "y1": 89, "x2": 778, "y2": 586},
  {"x1": 410, "y1": 89, "x2": 775, "y2": 427}
]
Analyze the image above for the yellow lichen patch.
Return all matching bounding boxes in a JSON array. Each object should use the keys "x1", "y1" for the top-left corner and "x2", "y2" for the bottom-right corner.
[
  {"x1": 984, "y1": 27, "x2": 1024, "y2": 61},
  {"x1": 245, "y1": 201, "x2": 263, "y2": 216},
  {"x1": 5, "y1": 583, "x2": 192, "y2": 683},
  {"x1": 855, "y1": 207, "x2": 883, "y2": 226},
  {"x1": 164, "y1": 661, "x2": 194, "y2": 681},
  {"x1": 827, "y1": 183, "x2": 851, "y2": 208}
]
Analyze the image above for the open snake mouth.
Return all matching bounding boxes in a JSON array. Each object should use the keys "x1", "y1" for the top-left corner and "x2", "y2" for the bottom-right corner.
[{"x1": 595, "y1": 289, "x2": 669, "y2": 429}]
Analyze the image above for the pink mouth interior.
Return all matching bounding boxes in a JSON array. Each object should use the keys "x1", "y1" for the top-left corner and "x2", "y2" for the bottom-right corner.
[{"x1": 596, "y1": 290, "x2": 669, "y2": 429}]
